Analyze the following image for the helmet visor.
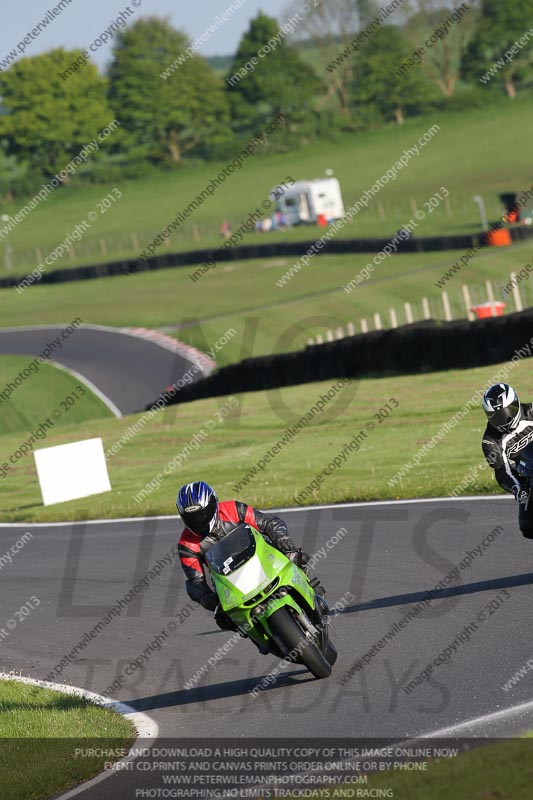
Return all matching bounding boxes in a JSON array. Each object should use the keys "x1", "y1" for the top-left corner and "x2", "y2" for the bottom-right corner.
[
  {"x1": 180, "y1": 496, "x2": 218, "y2": 536},
  {"x1": 486, "y1": 399, "x2": 520, "y2": 432}
]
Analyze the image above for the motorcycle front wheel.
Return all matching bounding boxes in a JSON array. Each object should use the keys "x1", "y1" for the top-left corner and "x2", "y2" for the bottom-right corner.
[{"x1": 268, "y1": 607, "x2": 331, "y2": 679}]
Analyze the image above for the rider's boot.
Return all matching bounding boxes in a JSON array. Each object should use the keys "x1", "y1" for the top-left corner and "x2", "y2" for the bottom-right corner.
[{"x1": 252, "y1": 640, "x2": 272, "y2": 655}]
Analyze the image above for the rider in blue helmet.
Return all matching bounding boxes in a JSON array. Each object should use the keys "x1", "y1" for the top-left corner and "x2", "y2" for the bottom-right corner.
[{"x1": 176, "y1": 481, "x2": 326, "y2": 646}]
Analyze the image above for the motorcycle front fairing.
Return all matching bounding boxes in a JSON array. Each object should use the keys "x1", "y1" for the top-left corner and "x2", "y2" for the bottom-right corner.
[
  {"x1": 205, "y1": 523, "x2": 316, "y2": 649},
  {"x1": 516, "y1": 442, "x2": 533, "y2": 510},
  {"x1": 517, "y1": 442, "x2": 533, "y2": 478}
]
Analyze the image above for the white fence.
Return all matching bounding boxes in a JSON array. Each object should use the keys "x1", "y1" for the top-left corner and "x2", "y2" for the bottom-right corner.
[{"x1": 307, "y1": 275, "x2": 528, "y2": 344}]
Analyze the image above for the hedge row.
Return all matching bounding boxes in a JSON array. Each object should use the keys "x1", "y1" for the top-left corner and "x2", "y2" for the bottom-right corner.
[
  {"x1": 5, "y1": 223, "x2": 532, "y2": 289},
  {"x1": 149, "y1": 308, "x2": 533, "y2": 409}
]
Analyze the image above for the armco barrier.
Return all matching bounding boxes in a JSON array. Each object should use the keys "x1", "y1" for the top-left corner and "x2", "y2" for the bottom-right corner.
[
  {"x1": 5, "y1": 224, "x2": 533, "y2": 290},
  {"x1": 509, "y1": 225, "x2": 533, "y2": 243},
  {"x1": 145, "y1": 309, "x2": 533, "y2": 410}
]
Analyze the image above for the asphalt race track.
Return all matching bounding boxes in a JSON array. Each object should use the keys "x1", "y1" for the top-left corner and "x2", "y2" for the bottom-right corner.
[
  {"x1": 0, "y1": 325, "x2": 203, "y2": 414},
  {"x1": 2, "y1": 497, "x2": 530, "y2": 736},
  {"x1": 3, "y1": 496, "x2": 533, "y2": 772}
]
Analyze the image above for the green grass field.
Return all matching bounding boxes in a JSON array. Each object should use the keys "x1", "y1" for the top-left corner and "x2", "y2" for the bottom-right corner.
[
  {"x1": 0, "y1": 679, "x2": 135, "y2": 800},
  {"x1": 2, "y1": 239, "x2": 531, "y2": 366},
  {"x1": 1, "y1": 94, "x2": 532, "y2": 277},
  {"x1": 0, "y1": 357, "x2": 522, "y2": 523},
  {"x1": 0, "y1": 356, "x2": 113, "y2": 436},
  {"x1": 1, "y1": 92, "x2": 531, "y2": 523},
  {"x1": 335, "y1": 736, "x2": 533, "y2": 800}
]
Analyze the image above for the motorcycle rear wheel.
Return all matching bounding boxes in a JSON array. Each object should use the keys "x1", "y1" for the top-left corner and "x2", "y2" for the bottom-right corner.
[{"x1": 268, "y1": 607, "x2": 331, "y2": 679}]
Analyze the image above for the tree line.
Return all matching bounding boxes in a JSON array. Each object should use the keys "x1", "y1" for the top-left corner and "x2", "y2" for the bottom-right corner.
[{"x1": 0, "y1": 0, "x2": 531, "y2": 195}]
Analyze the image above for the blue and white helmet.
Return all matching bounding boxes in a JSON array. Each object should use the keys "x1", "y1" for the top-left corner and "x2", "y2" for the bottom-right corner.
[
  {"x1": 482, "y1": 383, "x2": 521, "y2": 433},
  {"x1": 176, "y1": 481, "x2": 219, "y2": 537}
]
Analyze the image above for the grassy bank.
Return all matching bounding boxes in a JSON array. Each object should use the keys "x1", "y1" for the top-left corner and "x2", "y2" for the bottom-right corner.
[
  {"x1": 1, "y1": 95, "x2": 532, "y2": 277},
  {"x1": 0, "y1": 679, "x2": 135, "y2": 800},
  {"x1": 1, "y1": 239, "x2": 531, "y2": 367},
  {"x1": 334, "y1": 735, "x2": 533, "y2": 800},
  {"x1": 0, "y1": 356, "x2": 113, "y2": 436},
  {"x1": 0, "y1": 358, "x2": 522, "y2": 523}
]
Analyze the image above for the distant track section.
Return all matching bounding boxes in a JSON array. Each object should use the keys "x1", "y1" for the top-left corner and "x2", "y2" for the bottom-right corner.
[{"x1": 0, "y1": 324, "x2": 212, "y2": 415}]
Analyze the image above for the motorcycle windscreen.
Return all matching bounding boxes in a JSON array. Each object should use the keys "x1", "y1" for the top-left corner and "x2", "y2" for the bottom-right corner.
[{"x1": 205, "y1": 524, "x2": 257, "y2": 575}]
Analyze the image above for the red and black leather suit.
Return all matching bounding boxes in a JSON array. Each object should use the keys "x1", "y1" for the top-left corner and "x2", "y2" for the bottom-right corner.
[{"x1": 177, "y1": 500, "x2": 298, "y2": 611}]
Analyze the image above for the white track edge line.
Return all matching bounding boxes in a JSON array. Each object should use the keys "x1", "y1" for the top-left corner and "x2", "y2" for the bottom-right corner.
[
  {"x1": 421, "y1": 697, "x2": 533, "y2": 738},
  {"x1": 0, "y1": 671, "x2": 158, "y2": 799},
  {"x1": 314, "y1": 702, "x2": 533, "y2": 789},
  {"x1": 0, "y1": 495, "x2": 511, "y2": 527},
  {"x1": 49, "y1": 360, "x2": 123, "y2": 418}
]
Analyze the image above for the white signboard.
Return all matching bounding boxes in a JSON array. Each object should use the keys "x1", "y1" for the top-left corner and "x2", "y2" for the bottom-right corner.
[{"x1": 34, "y1": 438, "x2": 112, "y2": 506}]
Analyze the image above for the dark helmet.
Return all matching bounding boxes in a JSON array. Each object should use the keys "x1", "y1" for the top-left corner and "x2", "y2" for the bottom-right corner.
[
  {"x1": 482, "y1": 383, "x2": 521, "y2": 433},
  {"x1": 176, "y1": 481, "x2": 219, "y2": 537}
]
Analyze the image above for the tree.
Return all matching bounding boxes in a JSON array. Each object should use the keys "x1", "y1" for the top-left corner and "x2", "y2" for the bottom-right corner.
[
  {"x1": 350, "y1": 25, "x2": 432, "y2": 124},
  {"x1": 401, "y1": 1, "x2": 478, "y2": 97},
  {"x1": 0, "y1": 49, "x2": 112, "y2": 178},
  {"x1": 226, "y1": 12, "x2": 321, "y2": 137},
  {"x1": 108, "y1": 17, "x2": 230, "y2": 162},
  {"x1": 462, "y1": 0, "x2": 533, "y2": 97},
  {"x1": 282, "y1": 0, "x2": 381, "y2": 117}
]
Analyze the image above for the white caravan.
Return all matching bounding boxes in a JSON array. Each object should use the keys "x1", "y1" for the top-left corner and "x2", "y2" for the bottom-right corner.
[{"x1": 271, "y1": 178, "x2": 344, "y2": 225}]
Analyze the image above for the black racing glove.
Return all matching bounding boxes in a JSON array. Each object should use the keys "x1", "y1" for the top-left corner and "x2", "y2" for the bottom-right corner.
[
  {"x1": 287, "y1": 549, "x2": 310, "y2": 568},
  {"x1": 512, "y1": 483, "x2": 529, "y2": 504}
]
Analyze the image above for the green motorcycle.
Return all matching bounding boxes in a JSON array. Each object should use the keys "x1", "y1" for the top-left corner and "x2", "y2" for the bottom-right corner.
[{"x1": 205, "y1": 523, "x2": 337, "y2": 679}]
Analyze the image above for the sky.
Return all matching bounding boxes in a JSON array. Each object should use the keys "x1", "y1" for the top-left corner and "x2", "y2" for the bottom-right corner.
[{"x1": 0, "y1": 0, "x2": 291, "y2": 71}]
